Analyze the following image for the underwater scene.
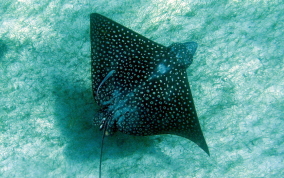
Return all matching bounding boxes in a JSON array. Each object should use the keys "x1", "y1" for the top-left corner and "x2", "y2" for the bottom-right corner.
[{"x1": 1, "y1": 0, "x2": 283, "y2": 177}]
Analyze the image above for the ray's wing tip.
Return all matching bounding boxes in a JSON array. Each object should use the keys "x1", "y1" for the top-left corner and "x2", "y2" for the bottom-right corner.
[
  {"x1": 90, "y1": 13, "x2": 98, "y2": 17},
  {"x1": 198, "y1": 135, "x2": 210, "y2": 156},
  {"x1": 202, "y1": 143, "x2": 210, "y2": 156},
  {"x1": 90, "y1": 13, "x2": 103, "y2": 19}
]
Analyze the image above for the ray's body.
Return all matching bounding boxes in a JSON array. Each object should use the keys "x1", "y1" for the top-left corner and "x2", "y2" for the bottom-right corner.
[{"x1": 90, "y1": 13, "x2": 209, "y2": 178}]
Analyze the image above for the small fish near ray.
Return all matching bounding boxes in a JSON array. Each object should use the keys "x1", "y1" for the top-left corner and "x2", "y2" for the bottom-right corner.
[{"x1": 90, "y1": 13, "x2": 209, "y2": 177}]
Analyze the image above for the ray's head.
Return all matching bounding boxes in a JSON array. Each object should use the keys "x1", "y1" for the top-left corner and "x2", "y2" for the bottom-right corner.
[{"x1": 168, "y1": 42, "x2": 198, "y2": 68}]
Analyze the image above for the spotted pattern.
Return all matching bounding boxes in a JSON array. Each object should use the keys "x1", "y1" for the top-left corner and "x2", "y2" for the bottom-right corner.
[{"x1": 90, "y1": 13, "x2": 209, "y2": 155}]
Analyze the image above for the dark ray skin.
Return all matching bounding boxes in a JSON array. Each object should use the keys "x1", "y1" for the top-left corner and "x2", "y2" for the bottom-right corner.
[{"x1": 90, "y1": 13, "x2": 209, "y2": 178}]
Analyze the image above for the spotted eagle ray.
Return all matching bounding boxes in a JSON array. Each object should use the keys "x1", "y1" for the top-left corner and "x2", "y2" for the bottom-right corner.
[{"x1": 90, "y1": 13, "x2": 209, "y2": 177}]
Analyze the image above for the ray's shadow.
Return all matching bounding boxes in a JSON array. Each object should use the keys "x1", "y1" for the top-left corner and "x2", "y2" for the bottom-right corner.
[
  {"x1": 0, "y1": 39, "x2": 8, "y2": 60},
  {"x1": 51, "y1": 74, "x2": 99, "y2": 162}
]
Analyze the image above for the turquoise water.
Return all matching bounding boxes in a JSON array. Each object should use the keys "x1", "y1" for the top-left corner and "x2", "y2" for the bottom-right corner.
[{"x1": 1, "y1": 0, "x2": 283, "y2": 177}]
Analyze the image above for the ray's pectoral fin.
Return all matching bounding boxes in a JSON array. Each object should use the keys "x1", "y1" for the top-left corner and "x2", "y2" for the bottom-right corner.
[
  {"x1": 142, "y1": 41, "x2": 209, "y2": 156},
  {"x1": 166, "y1": 42, "x2": 209, "y2": 156}
]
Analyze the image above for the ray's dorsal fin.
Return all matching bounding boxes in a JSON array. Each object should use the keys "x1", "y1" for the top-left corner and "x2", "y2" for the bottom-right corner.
[{"x1": 90, "y1": 13, "x2": 210, "y2": 178}]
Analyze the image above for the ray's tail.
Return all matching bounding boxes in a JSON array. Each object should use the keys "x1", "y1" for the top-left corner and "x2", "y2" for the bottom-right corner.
[{"x1": 99, "y1": 119, "x2": 108, "y2": 178}]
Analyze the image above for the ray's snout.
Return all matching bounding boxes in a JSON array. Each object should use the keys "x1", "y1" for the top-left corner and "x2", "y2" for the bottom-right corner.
[
  {"x1": 184, "y1": 41, "x2": 198, "y2": 55},
  {"x1": 168, "y1": 41, "x2": 198, "y2": 68}
]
